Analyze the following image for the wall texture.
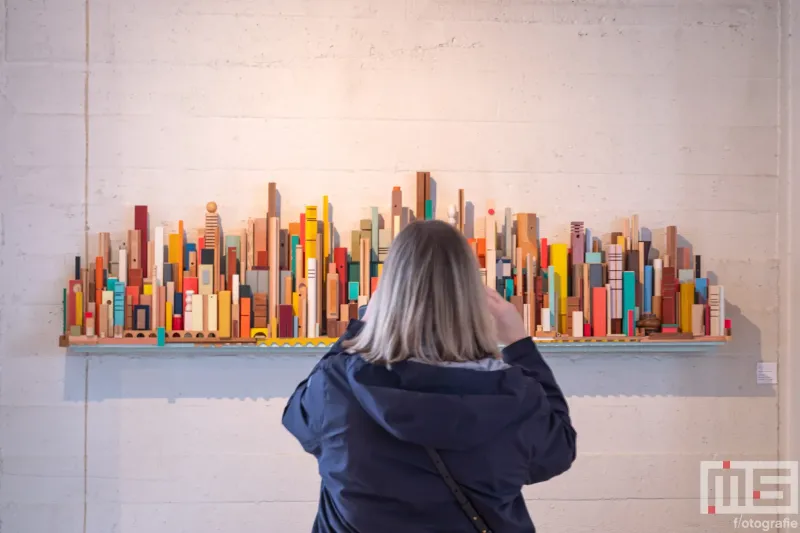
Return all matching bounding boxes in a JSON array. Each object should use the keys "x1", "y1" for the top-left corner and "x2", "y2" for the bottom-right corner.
[{"x1": 0, "y1": 1, "x2": 789, "y2": 532}]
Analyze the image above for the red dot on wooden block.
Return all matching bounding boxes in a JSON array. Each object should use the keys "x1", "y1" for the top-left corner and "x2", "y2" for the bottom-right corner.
[
  {"x1": 488, "y1": 209, "x2": 495, "y2": 215},
  {"x1": 723, "y1": 461, "x2": 731, "y2": 469},
  {"x1": 753, "y1": 490, "x2": 761, "y2": 500},
  {"x1": 707, "y1": 506, "x2": 716, "y2": 514}
]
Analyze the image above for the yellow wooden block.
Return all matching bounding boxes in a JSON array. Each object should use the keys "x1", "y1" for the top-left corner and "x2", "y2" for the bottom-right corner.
[
  {"x1": 250, "y1": 327, "x2": 270, "y2": 338},
  {"x1": 292, "y1": 292, "x2": 299, "y2": 316},
  {"x1": 378, "y1": 263, "x2": 383, "y2": 277},
  {"x1": 550, "y1": 243, "x2": 569, "y2": 333},
  {"x1": 75, "y1": 291, "x2": 83, "y2": 326},
  {"x1": 165, "y1": 301, "x2": 173, "y2": 332},
  {"x1": 168, "y1": 233, "x2": 182, "y2": 264},
  {"x1": 322, "y1": 195, "x2": 330, "y2": 265},
  {"x1": 218, "y1": 290, "x2": 231, "y2": 338},
  {"x1": 143, "y1": 284, "x2": 153, "y2": 296},
  {"x1": 616, "y1": 235, "x2": 625, "y2": 249},
  {"x1": 305, "y1": 206, "x2": 318, "y2": 263},
  {"x1": 680, "y1": 282, "x2": 694, "y2": 334}
]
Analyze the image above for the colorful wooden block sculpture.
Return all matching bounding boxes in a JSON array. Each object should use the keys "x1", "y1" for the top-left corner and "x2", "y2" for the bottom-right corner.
[{"x1": 61, "y1": 181, "x2": 731, "y2": 348}]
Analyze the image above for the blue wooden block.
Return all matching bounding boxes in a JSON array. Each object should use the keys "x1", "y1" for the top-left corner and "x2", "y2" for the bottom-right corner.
[
  {"x1": 695, "y1": 278, "x2": 708, "y2": 304},
  {"x1": 185, "y1": 243, "x2": 197, "y2": 269},
  {"x1": 113, "y1": 281, "x2": 125, "y2": 326},
  {"x1": 644, "y1": 265, "x2": 653, "y2": 313},
  {"x1": 547, "y1": 265, "x2": 556, "y2": 327},
  {"x1": 348, "y1": 282, "x2": 359, "y2": 301},
  {"x1": 174, "y1": 292, "x2": 184, "y2": 315}
]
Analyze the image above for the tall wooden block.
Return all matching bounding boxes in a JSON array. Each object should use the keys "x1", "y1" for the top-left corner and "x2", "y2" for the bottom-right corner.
[
  {"x1": 307, "y1": 258, "x2": 318, "y2": 338},
  {"x1": 218, "y1": 290, "x2": 232, "y2": 338},
  {"x1": 622, "y1": 271, "x2": 636, "y2": 335},
  {"x1": 570, "y1": 222, "x2": 585, "y2": 265},
  {"x1": 680, "y1": 282, "x2": 695, "y2": 333},
  {"x1": 516, "y1": 213, "x2": 538, "y2": 262},
  {"x1": 550, "y1": 243, "x2": 568, "y2": 332},
  {"x1": 592, "y1": 287, "x2": 607, "y2": 337},
  {"x1": 416, "y1": 172, "x2": 426, "y2": 220},
  {"x1": 327, "y1": 267, "x2": 339, "y2": 319},
  {"x1": 485, "y1": 201, "x2": 497, "y2": 288},
  {"x1": 391, "y1": 187, "x2": 403, "y2": 238},
  {"x1": 692, "y1": 303, "x2": 704, "y2": 336},
  {"x1": 207, "y1": 294, "x2": 218, "y2": 332}
]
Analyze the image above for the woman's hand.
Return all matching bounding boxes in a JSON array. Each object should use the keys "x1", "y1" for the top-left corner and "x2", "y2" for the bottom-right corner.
[{"x1": 485, "y1": 286, "x2": 528, "y2": 346}]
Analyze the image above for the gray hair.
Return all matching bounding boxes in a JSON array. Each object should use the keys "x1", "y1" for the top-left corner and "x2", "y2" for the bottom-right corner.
[{"x1": 343, "y1": 220, "x2": 498, "y2": 364}]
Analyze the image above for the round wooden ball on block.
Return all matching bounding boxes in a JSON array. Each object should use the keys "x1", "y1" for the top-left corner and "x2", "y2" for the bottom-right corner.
[{"x1": 206, "y1": 201, "x2": 218, "y2": 214}]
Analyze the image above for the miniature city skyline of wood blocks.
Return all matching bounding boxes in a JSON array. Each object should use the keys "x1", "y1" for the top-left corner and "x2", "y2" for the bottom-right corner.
[{"x1": 60, "y1": 172, "x2": 732, "y2": 351}]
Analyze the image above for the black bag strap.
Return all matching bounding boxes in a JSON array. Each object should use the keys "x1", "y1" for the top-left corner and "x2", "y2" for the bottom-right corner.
[{"x1": 425, "y1": 447, "x2": 493, "y2": 533}]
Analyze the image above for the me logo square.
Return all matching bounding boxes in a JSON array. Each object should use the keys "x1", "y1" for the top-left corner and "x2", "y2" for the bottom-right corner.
[{"x1": 700, "y1": 460, "x2": 799, "y2": 515}]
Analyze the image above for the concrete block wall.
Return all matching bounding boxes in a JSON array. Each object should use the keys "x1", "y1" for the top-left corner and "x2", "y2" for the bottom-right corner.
[{"x1": 0, "y1": 0, "x2": 788, "y2": 531}]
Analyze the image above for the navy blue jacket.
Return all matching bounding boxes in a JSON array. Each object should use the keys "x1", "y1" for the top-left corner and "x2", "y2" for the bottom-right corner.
[{"x1": 282, "y1": 320, "x2": 577, "y2": 533}]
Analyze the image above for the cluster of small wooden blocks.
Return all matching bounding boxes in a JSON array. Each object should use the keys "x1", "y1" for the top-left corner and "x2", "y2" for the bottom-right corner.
[{"x1": 60, "y1": 172, "x2": 731, "y2": 348}]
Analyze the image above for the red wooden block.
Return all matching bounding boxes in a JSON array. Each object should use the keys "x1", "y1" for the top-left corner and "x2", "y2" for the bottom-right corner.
[
  {"x1": 583, "y1": 324, "x2": 592, "y2": 337},
  {"x1": 334, "y1": 247, "x2": 347, "y2": 303},
  {"x1": 627, "y1": 310, "x2": 635, "y2": 337},
  {"x1": 540, "y1": 238, "x2": 549, "y2": 270},
  {"x1": 279, "y1": 304, "x2": 293, "y2": 338},
  {"x1": 183, "y1": 277, "x2": 199, "y2": 295}
]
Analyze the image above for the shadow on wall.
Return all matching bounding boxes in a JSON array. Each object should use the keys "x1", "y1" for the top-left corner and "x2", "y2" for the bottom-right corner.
[{"x1": 62, "y1": 301, "x2": 765, "y2": 401}]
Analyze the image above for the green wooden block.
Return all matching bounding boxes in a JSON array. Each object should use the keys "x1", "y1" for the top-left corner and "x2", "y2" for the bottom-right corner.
[
  {"x1": 504, "y1": 278, "x2": 514, "y2": 300},
  {"x1": 157, "y1": 327, "x2": 166, "y2": 346},
  {"x1": 370, "y1": 262, "x2": 379, "y2": 278},
  {"x1": 425, "y1": 199, "x2": 433, "y2": 220},
  {"x1": 290, "y1": 235, "x2": 299, "y2": 282},
  {"x1": 225, "y1": 235, "x2": 242, "y2": 260},
  {"x1": 348, "y1": 263, "x2": 360, "y2": 282},
  {"x1": 623, "y1": 271, "x2": 636, "y2": 335}
]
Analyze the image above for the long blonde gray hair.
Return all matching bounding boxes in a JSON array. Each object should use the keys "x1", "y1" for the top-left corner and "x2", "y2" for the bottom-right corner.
[{"x1": 343, "y1": 220, "x2": 498, "y2": 364}]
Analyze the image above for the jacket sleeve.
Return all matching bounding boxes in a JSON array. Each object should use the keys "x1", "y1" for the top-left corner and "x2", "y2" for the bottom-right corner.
[
  {"x1": 502, "y1": 337, "x2": 577, "y2": 485},
  {"x1": 281, "y1": 320, "x2": 365, "y2": 456}
]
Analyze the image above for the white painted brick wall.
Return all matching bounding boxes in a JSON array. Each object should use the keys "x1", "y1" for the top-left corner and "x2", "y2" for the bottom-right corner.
[{"x1": 0, "y1": 0, "x2": 789, "y2": 532}]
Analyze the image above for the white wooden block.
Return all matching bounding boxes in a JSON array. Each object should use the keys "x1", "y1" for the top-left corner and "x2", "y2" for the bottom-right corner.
[
  {"x1": 573, "y1": 311, "x2": 584, "y2": 338},
  {"x1": 191, "y1": 293, "x2": 204, "y2": 332},
  {"x1": 542, "y1": 308, "x2": 551, "y2": 332},
  {"x1": 307, "y1": 258, "x2": 317, "y2": 339},
  {"x1": 207, "y1": 294, "x2": 218, "y2": 332}
]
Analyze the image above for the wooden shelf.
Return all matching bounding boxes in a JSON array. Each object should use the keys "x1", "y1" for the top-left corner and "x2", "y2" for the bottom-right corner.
[{"x1": 59, "y1": 335, "x2": 730, "y2": 355}]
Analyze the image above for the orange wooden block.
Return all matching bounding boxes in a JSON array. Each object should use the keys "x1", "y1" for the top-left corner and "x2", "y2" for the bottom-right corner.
[{"x1": 371, "y1": 277, "x2": 378, "y2": 294}]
